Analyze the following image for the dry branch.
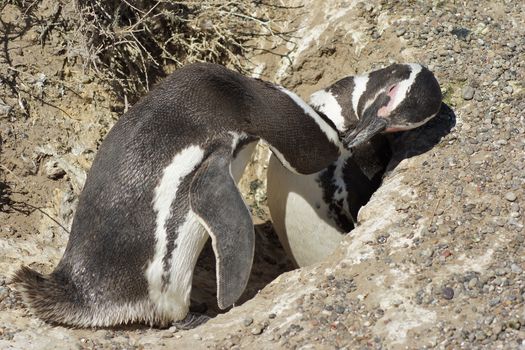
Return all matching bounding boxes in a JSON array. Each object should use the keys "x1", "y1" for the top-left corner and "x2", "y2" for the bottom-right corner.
[{"x1": 73, "y1": 0, "x2": 298, "y2": 101}]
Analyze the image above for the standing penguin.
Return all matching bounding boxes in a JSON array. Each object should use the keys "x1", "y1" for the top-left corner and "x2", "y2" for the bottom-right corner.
[
  {"x1": 13, "y1": 63, "x2": 349, "y2": 328},
  {"x1": 267, "y1": 63, "x2": 443, "y2": 267}
]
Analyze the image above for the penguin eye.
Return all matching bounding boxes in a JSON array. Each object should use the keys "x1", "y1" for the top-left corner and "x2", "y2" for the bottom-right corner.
[{"x1": 388, "y1": 85, "x2": 397, "y2": 93}]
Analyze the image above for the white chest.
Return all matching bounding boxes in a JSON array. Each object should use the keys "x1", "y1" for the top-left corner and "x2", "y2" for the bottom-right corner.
[{"x1": 267, "y1": 155, "x2": 345, "y2": 267}]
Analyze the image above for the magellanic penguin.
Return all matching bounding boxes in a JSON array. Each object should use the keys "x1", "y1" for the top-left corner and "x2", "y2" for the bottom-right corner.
[
  {"x1": 267, "y1": 63, "x2": 443, "y2": 267},
  {"x1": 13, "y1": 63, "x2": 351, "y2": 328}
]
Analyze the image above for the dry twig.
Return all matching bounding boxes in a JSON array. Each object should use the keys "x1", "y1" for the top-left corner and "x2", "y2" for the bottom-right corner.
[{"x1": 73, "y1": 0, "x2": 298, "y2": 101}]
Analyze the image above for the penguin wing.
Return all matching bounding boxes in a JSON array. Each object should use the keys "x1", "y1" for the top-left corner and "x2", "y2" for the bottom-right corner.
[{"x1": 189, "y1": 153, "x2": 254, "y2": 310}]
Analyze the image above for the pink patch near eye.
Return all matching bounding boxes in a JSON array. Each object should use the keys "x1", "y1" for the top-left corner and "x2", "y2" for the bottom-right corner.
[
  {"x1": 388, "y1": 84, "x2": 399, "y2": 97},
  {"x1": 377, "y1": 84, "x2": 400, "y2": 117}
]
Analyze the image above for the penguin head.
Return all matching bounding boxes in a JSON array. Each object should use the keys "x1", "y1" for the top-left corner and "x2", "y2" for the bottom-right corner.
[{"x1": 342, "y1": 63, "x2": 442, "y2": 148}]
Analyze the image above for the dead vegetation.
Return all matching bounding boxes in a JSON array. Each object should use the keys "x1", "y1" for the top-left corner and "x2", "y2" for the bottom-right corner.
[
  {"x1": 70, "y1": 0, "x2": 299, "y2": 101},
  {"x1": 1, "y1": 0, "x2": 299, "y2": 116}
]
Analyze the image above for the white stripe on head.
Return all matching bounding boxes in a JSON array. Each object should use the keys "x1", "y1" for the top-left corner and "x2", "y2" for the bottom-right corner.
[
  {"x1": 387, "y1": 111, "x2": 438, "y2": 131},
  {"x1": 146, "y1": 145, "x2": 204, "y2": 319},
  {"x1": 389, "y1": 63, "x2": 422, "y2": 111},
  {"x1": 351, "y1": 74, "x2": 369, "y2": 119},
  {"x1": 309, "y1": 89, "x2": 345, "y2": 132},
  {"x1": 277, "y1": 86, "x2": 341, "y2": 147}
]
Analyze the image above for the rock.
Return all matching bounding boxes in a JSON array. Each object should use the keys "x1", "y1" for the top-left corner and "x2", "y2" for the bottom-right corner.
[
  {"x1": 396, "y1": 28, "x2": 406, "y2": 37},
  {"x1": 0, "y1": 287, "x2": 8, "y2": 302},
  {"x1": 243, "y1": 317, "x2": 254, "y2": 327},
  {"x1": 250, "y1": 326, "x2": 263, "y2": 335},
  {"x1": 510, "y1": 264, "x2": 523, "y2": 274},
  {"x1": 0, "y1": 100, "x2": 12, "y2": 116},
  {"x1": 335, "y1": 305, "x2": 346, "y2": 314},
  {"x1": 45, "y1": 160, "x2": 66, "y2": 180},
  {"x1": 504, "y1": 192, "x2": 517, "y2": 202},
  {"x1": 462, "y1": 86, "x2": 475, "y2": 100},
  {"x1": 489, "y1": 297, "x2": 501, "y2": 307},
  {"x1": 467, "y1": 278, "x2": 478, "y2": 289},
  {"x1": 442, "y1": 287, "x2": 455, "y2": 300},
  {"x1": 507, "y1": 320, "x2": 521, "y2": 330}
]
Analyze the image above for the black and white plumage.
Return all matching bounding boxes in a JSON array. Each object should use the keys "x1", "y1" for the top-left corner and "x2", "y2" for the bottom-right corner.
[
  {"x1": 267, "y1": 63, "x2": 443, "y2": 267},
  {"x1": 13, "y1": 63, "x2": 347, "y2": 327}
]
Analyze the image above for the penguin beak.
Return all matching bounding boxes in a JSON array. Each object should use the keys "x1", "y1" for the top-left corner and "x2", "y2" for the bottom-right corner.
[{"x1": 342, "y1": 110, "x2": 388, "y2": 148}]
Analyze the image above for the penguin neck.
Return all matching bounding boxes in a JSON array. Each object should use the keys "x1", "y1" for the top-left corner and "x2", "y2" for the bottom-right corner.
[{"x1": 247, "y1": 82, "x2": 343, "y2": 175}]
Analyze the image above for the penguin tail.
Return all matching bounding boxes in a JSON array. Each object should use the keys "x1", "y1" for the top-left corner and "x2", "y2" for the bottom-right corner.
[{"x1": 12, "y1": 266, "x2": 86, "y2": 326}]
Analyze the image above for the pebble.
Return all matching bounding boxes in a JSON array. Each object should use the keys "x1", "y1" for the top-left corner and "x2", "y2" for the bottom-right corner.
[
  {"x1": 462, "y1": 86, "x2": 475, "y2": 100},
  {"x1": 503, "y1": 85, "x2": 513, "y2": 94},
  {"x1": 507, "y1": 320, "x2": 521, "y2": 330},
  {"x1": 489, "y1": 297, "x2": 501, "y2": 307},
  {"x1": 45, "y1": 160, "x2": 66, "y2": 180},
  {"x1": 467, "y1": 278, "x2": 478, "y2": 289},
  {"x1": 0, "y1": 287, "x2": 8, "y2": 302},
  {"x1": 504, "y1": 192, "x2": 517, "y2": 202},
  {"x1": 250, "y1": 326, "x2": 263, "y2": 335},
  {"x1": 335, "y1": 305, "x2": 346, "y2": 314},
  {"x1": 510, "y1": 264, "x2": 523, "y2": 274},
  {"x1": 442, "y1": 287, "x2": 455, "y2": 300},
  {"x1": 0, "y1": 101, "x2": 12, "y2": 116},
  {"x1": 243, "y1": 317, "x2": 254, "y2": 327},
  {"x1": 396, "y1": 28, "x2": 407, "y2": 37},
  {"x1": 161, "y1": 331, "x2": 174, "y2": 338}
]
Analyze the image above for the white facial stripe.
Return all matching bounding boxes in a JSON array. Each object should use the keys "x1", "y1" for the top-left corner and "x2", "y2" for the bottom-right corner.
[
  {"x1": 277, "y1": 86, "x2": 341, "y2": 147},
  {"x1": 389, "y1": 63, "x2": 422, "y2": 111},
  {"x1": 146, "y1": 145, "x2": 204, "y2": 319},
  {"x1": 363, "y1": 89, "x2": 385, "y2": 115},
  {"x1": 388, "y1": 111, "x2": 438, "y2": 131},
  {"x1": 352, "y1": 74, "x2": 369, "y2": 119},
  {"x1": 309, "y1": 89, "x2": 345, "y2": 132}
]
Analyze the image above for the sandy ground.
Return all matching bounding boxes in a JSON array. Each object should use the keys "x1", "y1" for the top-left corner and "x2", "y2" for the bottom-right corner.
[{"x1": 1, "y1": 0, "x2": 524, "y2": 349}]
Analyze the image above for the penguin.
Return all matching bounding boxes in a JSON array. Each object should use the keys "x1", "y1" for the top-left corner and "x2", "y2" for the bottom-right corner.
[
  {"x1": 13, "y1": 62, "x2": 356, "y2": 328},
  {"x1": 267, "y1": 63, "x2": 443, "y2": 267}
]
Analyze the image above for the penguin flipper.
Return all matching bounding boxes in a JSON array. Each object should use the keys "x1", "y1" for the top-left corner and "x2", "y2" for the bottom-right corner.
[{"x1": 190, "y1": 153, "x2": 254, "y2": 310}]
